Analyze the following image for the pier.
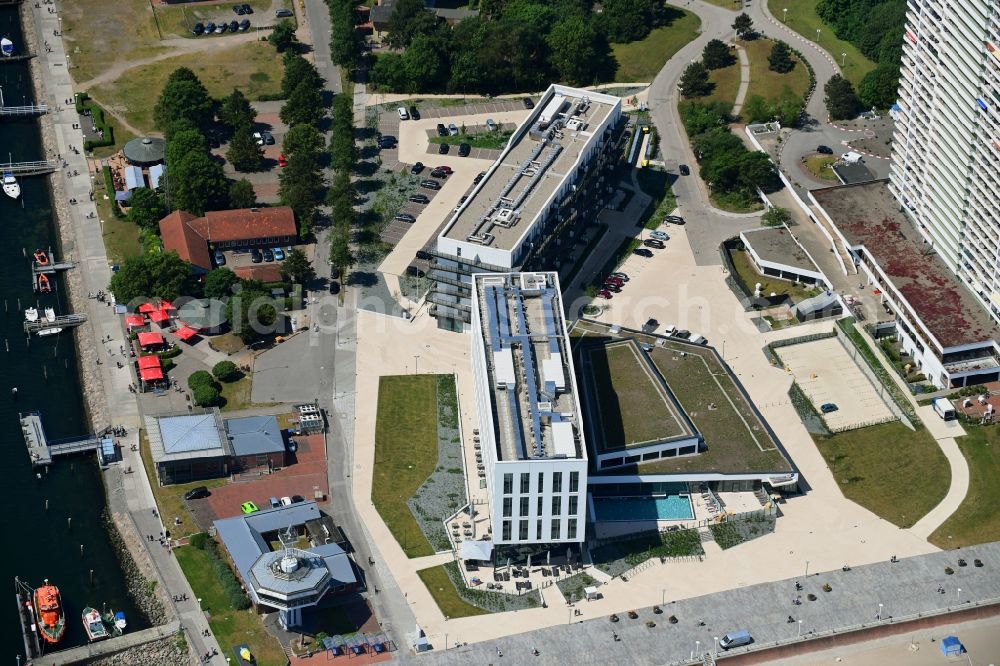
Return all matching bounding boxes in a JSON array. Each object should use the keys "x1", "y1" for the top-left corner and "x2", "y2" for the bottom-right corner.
[
  {"x1": 0, "y1": 53, "x2": 35, "y2": 65},
  {"x1": 24, "y1": 313, "x2": 87, "y2": 334},
  {"x1": 19, "y1": 412, "x2": 115, "y2": 467},
  {"x1": 0, "y1": 159, "x2": 58, "y2": 175},
  {"x1": 33, "y1": 259, "x2": 75, "y2": 275}
]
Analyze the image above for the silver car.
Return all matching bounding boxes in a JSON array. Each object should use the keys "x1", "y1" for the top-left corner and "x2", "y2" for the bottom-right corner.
[{"x1": 448, "y1": 123, "x2": 459, "y2": 136}]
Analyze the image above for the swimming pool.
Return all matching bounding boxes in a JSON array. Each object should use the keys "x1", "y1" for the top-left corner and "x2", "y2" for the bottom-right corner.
[{"x1": 592, "y1": 495, "x2": 694, "y2": 522}]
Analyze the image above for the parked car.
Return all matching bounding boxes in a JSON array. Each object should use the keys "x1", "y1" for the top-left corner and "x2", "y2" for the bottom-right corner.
[
  {"x1": 522, "y1": 97, "x2": 535, "y2": 109},
  {"x1": 438, "y1": 142, "x2": 450, "y2": 155},
  {"x1": 291, "y1": 495, "x2": 305, "y2": 503},
  {"x1": 817, "y1": 145, "x2": 834, "y2": 155},
  {"x1": 277, "y1": 154, "x2": 287, "y2": 167},
  {"x1": 280, "y1": 496, "x2": 293, "y2": 506},
  {"x1": 633, "y1": 248, "x2": 654, "y2": 257},
  {"x1": 643, "y1": 318, "x2": 659, "y2": 332},
  {"x1": 415, "y1": 250, "x2": 432, "y2": 260},
  {"x1": 217, "y1": 22, "x2": 228, "y2": 33},
  {"x1": 430, "y1": 168, "x2": 450, "y2": 178},
  {"x1": 674, "y1": 329, "x2": 691, "y2": 339},
  {"x1": 643, "y1": 238, "x2": 665, "y2": 249},
  {"x1": 397, "y1": 106, "x2": 409, "y2": 120},
  {"x1": 238, "y1": 19, "x2": 250, "y2": 31},
  {"x1": 234, "y1": 4, "x2": 245, "y2": 14},
  {"x1": 240, "y1": 501, "x2": 259, "y2": 514},
  {"x1": 436, "y1": 123, "x2": 448, "y2": 137},
  {"x1": 184, "y1": 486, "x2": 210, "y2": 500},
  {"x1": 650, "y1": 230, "x2": 670, "y2": 241},
  {"x1": 272, "y1": 247, "x2": 285, "y2": 261},
  {"x1": 447, "y1": 123, "x2": 459, "y2": 136},
  {"x1": 394, "y1": 213, "x2": 417, "y2": 223},
  {"x1": 678, "y1": 164, "x2": 690, "y2": 176},
  {"x1": 409, "y1": 105, "x2": 420, "y2": 120},
  {"x1": 378, "y1": 135, "x2": 396, "y2": 149},
  {"x1": 275, "y1": 7, "x2": 293, "y2": 16},
  {"x1": 328, "y1": 280, "x2": 340, "y2": 294},
  {"x1": 610, "y1": 272, "x2": 629, "y2": 282},
  {"x1": 454, "y1": 195, "x2": 468, "y2": 211},
  {"x1": 262, "y1": 248, "x2": 274, "y2": 262},
  {"x1": 228, "y1": 19, "x2": 239, "y2": 31},
  {"x1": 436, "y1": 165, "x2": 453, "y2": 174},
  {"x1": 269, "y1": 496, "x2": 281, "y2": 508},
  {"x1": 250, "y1": 248, "x2": 263, "y2": 263},
  {"x1": 596, "y1": 290, "x2": 613, "y2": 299},
  {"x1": 213, "y1": 251, "x2": 226, "y2": 266},
  {"x1": 192, "y1": 22, "x2": 205, "y2": 35},
  {"x1": 261, "y1": 131, "x2": 274, "y2": 145},
  {"x1": 720, "y1": 631, "x2": 753, "y2": 650},
  {"x1": 242, "y1": 3, "x2": 253, "y2": 13},
  {"x1": 474, "y1": 171, "x2": 486, "y2": 184},
  {"x1": 406, "y1": 265, "x2": 425, "y2": 278},
  {"x1": 458, "y1": 143, "x2": 471, "y2": 157},
  {"x1": 820, "y1": 403, "x2": 839, "y2": 413},
  {"x1": 664, "y1": 215, "x2": 685, "y2": 225},
  {"x1": 486, "y1": 118, "x2": 497, "y2": 131},
  {"x1": 205, "y1": 21, "x2": 217, "y2": 32},
  {"x1": 604, "y1": 276, "x2": 624, "y2": 287},
  {"x1": 410, "y1": 161, "x2": 425, "y2": 175},
  {"x1": 420, "y1": 179, "x2": 441, "y2": 190},
  {"x1": 409, "y1": 193, "x2": 430, "y2": 204}
]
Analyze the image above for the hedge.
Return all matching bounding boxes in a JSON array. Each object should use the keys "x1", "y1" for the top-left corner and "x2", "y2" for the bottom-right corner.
[
  {"x1": 102, "y1": 165, "x2": 125, "y2": 218},
  {"x1": 200, "y1": 536, "x2": 250, "y2": 610},
  {"x1": 75, "y1": 92, "x2": 115, "y2": 151}
]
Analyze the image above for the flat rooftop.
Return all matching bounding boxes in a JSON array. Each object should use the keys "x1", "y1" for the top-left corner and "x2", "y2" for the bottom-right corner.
[
  {"x1": 474, "y1": 272, "x2": 585, "y2": 461},
  {"x1": 741, "y1": 227, "x2": 819, "y2": 274},
  {"x1": 579, "y1": 339, "x2": 695, "y2": 453},
  {"x1": 812, "y1": 181, "x2": 1000, "y2": 349},
  {"x1": 572, "y1": 321, "x2": 793, "y2": 475},
  {"x1": 443, "y1": 88, "x2": 616, "y2": 251}
]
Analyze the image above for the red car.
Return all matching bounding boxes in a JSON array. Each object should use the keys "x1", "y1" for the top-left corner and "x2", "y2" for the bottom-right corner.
[
  {"x1": 435, "y1": 166, "x2": 453, "y2": 174},
  {"x1": 602, "y1": 283, "x2": 622, "y2": 293},
  {"x1": 604, "y1": 277, "x2": 624, "y2": 287},
  {"x1": 597, "y1": 290, "x2": 613, "y2": 299},
  {"x1": 277, "y1": 154, "x2": 288, "y2": 167}
]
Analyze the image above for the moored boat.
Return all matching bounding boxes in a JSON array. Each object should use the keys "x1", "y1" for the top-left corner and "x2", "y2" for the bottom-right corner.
[
  {"x1": 37, "y1": 327, "x2": 63, "y2": 337},
  {"x1": 34, "y1": 249, "x2": 49, "y2": 265},
  {"x1": 33, "y1": 580, "x2": 66, "y2": 645},
  {"x1": 44, "y1": 307, "x2": 55, "y2": 322},
  {"x1": 24, "y1": 307, "x2": 38, "y2": 322},
  {"x1": 3, "y1": 172, "x2": 20, "y2": 199},
  {"x1": 0, "y1": 37, "x2": 13, "y2": 57},
  {"x1": 82, "y1": 607, "x2": 109, "y2": 642},
  {"x1": 102, "y1": 609, "x2": 127, "y2": 637},
  {"x1": 37, "y1": 273, "x2": 51, "y2": 293}
]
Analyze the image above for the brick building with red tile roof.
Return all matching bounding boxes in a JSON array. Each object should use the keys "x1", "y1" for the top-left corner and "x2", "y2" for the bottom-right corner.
[{"x1": 159, "y1": 207, "x2": 297, "y2": 272}]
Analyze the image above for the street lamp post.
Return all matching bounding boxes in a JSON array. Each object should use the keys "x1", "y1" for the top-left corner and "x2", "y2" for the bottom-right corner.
[
  {"x1": 695, "y1": 640, "x2": 700, "y2": 658},
  {"x1": 805, "y1": 560, "x2": 810, "y2": 577},
  {"x1": 413, "y1": 355, "x2": 420, "y2": 374},
  {"x1": 714, "y1": 636, "x2": 719, "y2": 655},
  {"x1": 957, "y1": 588, "x2": 961, "y2": 603},
  {"x1": 841, "y1": 52, "x2": 847, "y2": 66},
  {"x1": 797, "y1": 619, "x2": 803, "y2": 637},
  {"x1": 783, "y1": 7, "x2": 787, "y2": 22},
  {"x1": 816, "y1": 28, "x2": 821, "y2": 42},
  {"x1": 877, "y1": 603, "x2": 883, "y2": 620},
  {"x1": 445, "y1": 633, "x2": 448, "y2": 650},
  {"x1": 661, "y1": 589, "x2": 666, "y2": 606}
]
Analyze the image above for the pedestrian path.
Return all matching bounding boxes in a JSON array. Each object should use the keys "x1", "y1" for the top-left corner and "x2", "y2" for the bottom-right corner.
[{"x1": 732, "y1": 44, "x2": 751, "y2": 116}]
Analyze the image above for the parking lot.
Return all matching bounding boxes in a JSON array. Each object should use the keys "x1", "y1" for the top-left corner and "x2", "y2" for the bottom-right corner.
[
  {"x1": 776, "y1": 337, "x2": 896, "y2": 431},
  {"x1": 212, "y1": 101, "x2": 288, "y2": 203}
]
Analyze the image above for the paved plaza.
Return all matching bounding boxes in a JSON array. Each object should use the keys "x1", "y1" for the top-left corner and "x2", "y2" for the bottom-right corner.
[
  {"x1": 397, "y1": 541, "x2": 1000, "y2": 665},
  {"x1": 776, "y1": 337, "x2": 896, "y2": 431}
]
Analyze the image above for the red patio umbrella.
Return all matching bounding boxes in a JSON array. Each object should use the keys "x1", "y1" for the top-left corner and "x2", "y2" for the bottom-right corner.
[
  {"x1": 125, "y1": 314, "x2": 145, "y2": 329},
  {"x1": 137, "y1": 355, "x2": 162, "y2": 370},
  {"x1": 137, "y1": 331, "x2": 165, "y2": 347},
  {"x1": 175, "y1": 325, "x2": 199, "y2": 342},
  {"x1": 139, "y1": 366, "x2": 164, "y2": 381},
  {"x1": 137, "y1": 303, "x2": 156, "y2": 313}
]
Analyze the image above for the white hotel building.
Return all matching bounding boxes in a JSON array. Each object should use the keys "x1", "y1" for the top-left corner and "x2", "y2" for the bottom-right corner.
[
  {"x1": 470, "y1": 272, "x2": 587, "y2": 546},
  {"x1": 889, "y1": 0, "x2": 1000, "y2": 319}
]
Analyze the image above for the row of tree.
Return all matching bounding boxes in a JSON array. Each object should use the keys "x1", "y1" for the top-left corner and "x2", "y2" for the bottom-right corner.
[
  {"x1": 679, "y1": 101, "x2": 781, "y2": 207},
  {"x1": 326, "y1": 94, "x2": 355, "y2": 273},
  {"x1": 816, "y1": 0, "x2": 904, "y2": 110},
  {"x1": 369, "y1": 0, "x2": 682, "y2": 94}
]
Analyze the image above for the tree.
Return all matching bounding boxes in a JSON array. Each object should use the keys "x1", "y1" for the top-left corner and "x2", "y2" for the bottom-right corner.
[
  {"x1": 601, "y1": 0, "x2": 661, "y2": 43},
  {"x1": 279, "y1": 152, "x2": 323, "y2": 236},
  {"x1": 402, "y1": 34, "x2": 450, "y2": 92},
  {"x1": 737, "y1": 150, "x2": 781, "y2": 193},
  {"x1": 153, "y1": 68, "x2": 213, "y2": 132},
  {"x1": 279, "y1": 248, "x2": 315, "y2": 284},
  {"x1": 166, "y1": 149, "x2": 228, "y2": 215},
  {"x1": 126, "y1": 188, "x2": 167, "y2": 232},
  {"x1": 227, "y1": 124, "x2": 264, "y2": 172},
  {"x1": 282, "y1": 53, "x2": 323, "y2": 98},
  {"x1": 678, "y1": 100, "x2": 732, "y2": 136},
  {"x1": 679, "y1": 61, "x2": 713, "y2": 98},
  {"x1": 732, "y1": 12, "x2": 754, "y2": 39},
  {"x1": 227, "y1": 283, "x2": 277, "y2": 344},
  {"x1": 270, "y1": 19, "x2": 297, "y2": 52},
  {"x1": 188, "y1": 370, "x2": 215, "y2": 389},
  {"x1": 328, "y1": 225, "x2": 354, "y2": 273},
  {"x1": 146, "y1": 251, "x2": 197, "y2": 301},
  {"x1": 824, "y1": 74, "x2": 861, "y2": 120},
  {"x1": 370, "y1": 53, "x2": 409, "y2": 92},
  {"x1": 768, "y1": 40, "x2": 795, "y2": 73},
  {"x1": 282, "y1": 124, "x2": 325, "y2": 161},
  {"x1": 547, "y1": 14, "x2": 606, "y2": 86},
  {"x1": 212, "y1": 360, "x2": 239, "y2": 382},
  {"x1": 218, "y1": 90, "x2": 256, "y2": 130},
  {"x1": 281, "y1": 80, "x2": 325, "y2": 127},
  {"x1": 203, "y1": 267, "x2": 239, "y2": 298},
  {"x1": 386, "y1": 0, "x2": 440, "y2": 49},
  {"x1": 166, "y1": 128, "x2": 208, "y2": 166},
  {"x1": 858, "y1": 63, "x2": 900, "y2": 109},
  {"x1": 109, "y1": 256, "x2": 154, "y2": 304},
  {"x1": 741, "y1": 94, "x2": 771, "y2": 123},
  {"x1": 192, "y1": 383, "x2": 221, "y2": 407},
  {"x1": 761, "y1": 206, "x2": 792, "y2": 227},
  {"x1": 229, "y1": 179, "x2": 257, "y2": 209},
  {"x1": 702, "y1": 39, "x2": 734, "y2": 70}
]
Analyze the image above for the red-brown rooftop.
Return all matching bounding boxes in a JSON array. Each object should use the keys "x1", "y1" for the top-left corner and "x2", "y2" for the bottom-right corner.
[{"x1": 812, "y1": 181, "x2": 1000, "y2": 349}]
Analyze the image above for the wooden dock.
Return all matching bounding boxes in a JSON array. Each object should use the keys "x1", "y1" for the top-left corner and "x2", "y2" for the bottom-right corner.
[
  {"x1": 33, "y1": 259, "x2": 75, "y2": 275},
  {"x1": 43, "y1": 621, "x2": 181, "y2": 665},
  {"x1": 0, "y1": 159, "x2": 58, "y2": 176},
  {"x1": 24, "y1": 313, "x2": 87, "y2": 334},
  {"x1": 14, "y1": 586, "x2": 41, "y2": 662},
  {"x1": 18, "y1": 412, "x2": 112, "y2": 467}
]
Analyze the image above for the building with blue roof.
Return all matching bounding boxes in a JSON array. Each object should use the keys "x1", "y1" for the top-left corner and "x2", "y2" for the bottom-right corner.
[
  {"x1": 225, "y1": 415, "x2": 287, "y2": 474},
  {"x1": 213, "y1": 501, "x2": 358, "y2": 630},
  {"x1": 145, "y1": 410, "x2": 231, "y2": 485},
  {"x1": 470, "y1": 272, "x2": 588, "y2": 547}
]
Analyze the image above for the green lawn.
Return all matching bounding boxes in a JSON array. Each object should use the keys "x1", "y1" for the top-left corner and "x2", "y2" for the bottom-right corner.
[
  {"x1": 773, "y1": 0, "x2": 876, "y2": 87},
  {"x1": 417, "y1": 564, "x2": 488, "y2": 618},
  {"x1": 175, "y1": 545, "x2": 287, "y2": 666},
  {"x1": 700, "y1": 60, "x2": 742, "y2": 108},
  {"x1": 743, "y1": 38, "x2": 812, "y2": 104},
  {"x1": 154, "y1": 0, "x2": 291, "y2": 38},
  {"x1": 813, "y1": 422, "x2": 950, "y2": 529},
  {"x1": 611, "y1": 6, "x2": 701, "y2": 83},
  {"x1": 930, "y1": 426, "x2": 1000, "y2": 549},
  {"x1": 91, "y1": 41, "x2": 284, "y2": 133},
  {"x1": 802, "y1": 154, "x2": 839, "y2": 181},
  {"x1": 372, "y1": 375, "x2": 440, "y2": 557},
  {"x1": 429, "y1": 130, "x2": 513, "y2": 150},
  {"x1": 60, "y1": 0, "x2": 168, "y2": 84}
]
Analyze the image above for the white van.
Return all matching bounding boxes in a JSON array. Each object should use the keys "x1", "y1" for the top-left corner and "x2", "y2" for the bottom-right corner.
[
  {"x1": 397, "y1": 106, "x2": 409, "y2": 120},
  {"x1": 719, "y1": 630, "x2": 752, "y2": 649}
]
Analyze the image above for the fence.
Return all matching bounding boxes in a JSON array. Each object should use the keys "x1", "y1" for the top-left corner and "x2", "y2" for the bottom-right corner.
[
  {"x1": 834, "y1": 318, "x2": 917, "y2": 429},
  {"x1": 764, "y1": 329, "x2": 838, "y2": 367}
]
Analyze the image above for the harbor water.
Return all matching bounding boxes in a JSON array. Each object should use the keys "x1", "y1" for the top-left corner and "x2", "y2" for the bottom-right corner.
[{"x1": 0, "y1": 6, "x2": 146, "y2": 655}]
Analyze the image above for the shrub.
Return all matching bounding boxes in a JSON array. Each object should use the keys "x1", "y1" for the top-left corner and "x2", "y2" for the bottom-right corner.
[
  {"x1": 189, "y1": 532, "x2": 208, "y2": 550},
  {"x1": 212, "y1": 360, "x2": 239, "y2": 382},
  {"x1": 944, "y1": 566, "x2": 954, "y2": 575},
  {"x1": 187, "y1": 370, "x2": 215, "y2": 390},
  {"x1": 192, "y1": 384, "x2": 220, "y2": 407}
]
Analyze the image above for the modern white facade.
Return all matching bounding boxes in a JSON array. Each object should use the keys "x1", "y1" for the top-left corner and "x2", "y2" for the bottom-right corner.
[
  {"x1": 470, "y1": 272, "x2": 588, "y2": 545},
  {"x1": 889, "y1": 0, "x2": 1000, "y2": 319}
]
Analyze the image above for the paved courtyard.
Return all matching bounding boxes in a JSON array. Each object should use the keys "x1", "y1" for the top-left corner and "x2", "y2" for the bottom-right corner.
[{"x1": 776, "y1": 337, "x2": 895, "y2": 431}]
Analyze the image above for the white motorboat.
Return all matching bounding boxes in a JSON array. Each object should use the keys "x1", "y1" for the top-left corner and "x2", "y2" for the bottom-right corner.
[
  {"x1": 24, "y1": 307, "x2": 38, "y2": 322},
  {"x1": 3, "y1": 172, "x2": 20, "y2": 199},
  {"x1": 37, "y1": 327, "x2": 63, "y2": 337},
  {"x1": 44, "y1": 307, "x2": 56, "y2": 322},
  {"x1": 0, "y1": 38, "x2": 13, "y2": 57}
]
